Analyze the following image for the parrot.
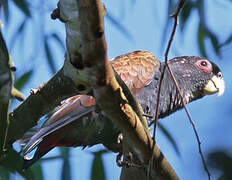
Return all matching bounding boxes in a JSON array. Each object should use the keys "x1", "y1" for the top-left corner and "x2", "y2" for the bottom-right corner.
[{"x1": 19, "y1": 51, "x2": 225, "y2": 169}]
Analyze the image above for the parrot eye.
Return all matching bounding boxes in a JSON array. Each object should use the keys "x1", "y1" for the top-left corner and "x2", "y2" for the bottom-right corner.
[
  {"x1": 200, "y1": 61, "x2": 207, "y2": 67},
  {"x1": 217, "y1": 72, "x2": 223, "y2": 79},
  {"x1": 195, "y1": 59, "x2": 212, "y2": 74}
]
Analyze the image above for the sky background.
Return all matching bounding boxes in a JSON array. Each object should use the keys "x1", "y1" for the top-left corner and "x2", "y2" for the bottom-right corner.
[{"x1": 2, "y1": 0, "x2": 232, "y2": 179}]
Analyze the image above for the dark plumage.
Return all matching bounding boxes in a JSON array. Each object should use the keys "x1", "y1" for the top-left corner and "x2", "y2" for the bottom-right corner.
[
  {"x1": 19, "y1": 51, "x2": 225, "y2": 170},
  {"x1": 137, "y1": 55, "x2": 224, "y2": 120}
]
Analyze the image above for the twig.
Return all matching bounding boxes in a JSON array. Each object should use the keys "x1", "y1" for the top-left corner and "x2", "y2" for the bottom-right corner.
[
  {"x1": 166, "y1": 64, "x2": 211, "y2": 180},
  {"x1": 153, "y1": 0, "x2": 185, "y2": 141},
  {"x1": 152, "y1": 0, "x2": 211, "y2": 179}
]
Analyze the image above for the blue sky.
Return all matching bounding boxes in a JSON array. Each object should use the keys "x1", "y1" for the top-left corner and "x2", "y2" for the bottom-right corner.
[{"x1": 2, "y1": 0, "x2": 232, "y2": 179}]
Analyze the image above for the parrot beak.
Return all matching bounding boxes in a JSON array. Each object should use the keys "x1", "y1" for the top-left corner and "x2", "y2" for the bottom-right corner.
[{"x1": 203, "y1": 75, "x2": 225, "y2": 97}]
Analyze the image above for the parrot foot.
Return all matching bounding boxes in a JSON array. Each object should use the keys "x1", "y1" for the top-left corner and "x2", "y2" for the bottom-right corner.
[
  {"x1": 117, "y1": 133, "x2": 123, "y2": 144},
  {"x1": 116, "y1": 152, "x2": 142, "y2": 169}
]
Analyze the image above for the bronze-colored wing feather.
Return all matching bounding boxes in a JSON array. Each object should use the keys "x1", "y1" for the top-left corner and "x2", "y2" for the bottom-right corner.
[
  {"x1": 46, "y1": 95, "x2": 96, "y2": 125},
  {"x1": 111, "y1": 51, "x2": 160, "y2": 94}
]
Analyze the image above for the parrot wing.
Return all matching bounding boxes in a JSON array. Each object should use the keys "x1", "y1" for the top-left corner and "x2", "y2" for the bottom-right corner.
[
  {"x1": 23, "y1": 95, "x2": 96, "y2": 156},
  {"x1": 21, "y1": 51, "x2": 159, "y2": 169}
]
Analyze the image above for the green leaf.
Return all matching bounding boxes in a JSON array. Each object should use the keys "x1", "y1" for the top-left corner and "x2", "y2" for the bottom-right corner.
[
  {"x1": 91, "y1": 150, "x2": 106, "y2": 180},
  {"x1": 0, "y1": 165, "x2": 10, "y2": 180},
  {"x1": 106, "y1": 13, "x2": 133, "y2": 41},
  {"x1": 0, "y1": 148, "x2": 35, "y2": 180},
  {"x1": 220, "y1": 34, "x2": 232, "y2": 48},
  {"x1": 1, "y1": 0, "x2": 9, "y2": 24},
  {"x1": 30, "y1": 163, "x2": 44, "y2": 180},
  {"x1": 61, "y1": 159, "x2": 71, "y2": 180},
  {"x1": 9, "y1": 19, "x2": 27, "y2": 50},
  {"x1": 180, "y1": 1, "x2": 194, "y2": 31},
  {"x1": 159, "y1": 0, "x2": 175, "y2": 51},
  {"x1": 208, "y1": 151, "x2": 232, "y2": 180},
  {"x1": 158, "y1": 122, "x2": 180, "y2": 156},
  {"x1": 197, "y1": 25, "x2": 220, "y2": 57},
  {"x1": 197, "y1": 24, "x2": 207, "y2": 57},
  {"x1": 44, "y1": 36, "x2": 57, "y2": 74},
  {"x1": 60, "y1": 148, "x2": 71, "y2": 180},
  {"x1": 50, "y1": 33, "x2": 65, "y2": 50},
  {"x1": 15, "y1": 70, "x2": 33, "y2": 90},
  {"x1": 207, "y1": 31, "x2": 220, "y2": 56},
  {"x1": 12, "y1": 0, "x2": 31, "y2": 17},
  {"x1": 40, "y1": 155, "x2": 65, "y2": 161}
]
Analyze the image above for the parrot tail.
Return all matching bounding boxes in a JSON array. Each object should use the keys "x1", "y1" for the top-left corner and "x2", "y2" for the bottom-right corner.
[{"x1": 20, "y1": 95, "x2": 96, "y2": 170}]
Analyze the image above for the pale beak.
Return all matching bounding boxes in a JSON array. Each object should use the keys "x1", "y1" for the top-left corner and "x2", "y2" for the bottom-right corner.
[{"x1": 203, "y1": 75, "x2": 225, "y2": 97}]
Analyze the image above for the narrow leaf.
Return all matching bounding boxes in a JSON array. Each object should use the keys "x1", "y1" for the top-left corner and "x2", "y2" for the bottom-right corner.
[
  {"x1": 159, "y1": 0, "x2": 175, "y2": 51},
  {"x1": 219, "y1": 34, "x2": 232, "y2": 48},
  {"x1": 180, "y1": 1, "x2": 193, "y2": 31},
  {"x1": 30, "y1": 163, "x2": 44, "y2": 180},
  {"x1": 0, "y1": 149, "x2": 35, "y2": 180},
  {"x1": 106, "y1": 13, "x2": 133, "y2": 40},
  {"x1": 208, "y1": 151, "x2": 232, "y2": 179},
  {"x1": 12, "y1": 0, "x2": 31, "y2": 17},
  {"x1": 1, "y1": 0, "x2": 9, "y2": 23},
  {"x1": 61, "y1": 159, "x2": 71, "y2": 180},
  {"x1": 91, "y1": 151, "x2": 106, "y2": 180},
  {"x1": 158, "y1": 123, "x2": 180, "y2": 156},
  {"x1": 40, "y1": 156, "x2": 65, "y2": 161},
  {"x1": 197, "y1": 25, "x2": 207, "y2": 57},
  {"x1": 15, "y1": 70, "x2": 33, "y2": 90},
  {"x1": 50, "y1": 33, "x2": 65, "y2": 50},
  {"x1": 0, "y1": 166, "x2": 10, "y2": 180},
  {"x1": 60, "y1": 148, "x2": 71, "y2": 180},
  {"x1": 207, "y1": 31, "x2": 220, "y2": 56},
  {"x1": 9, "y1": 19, "x2": 27, "y2": 50},
  {"x1": 44, "y1": 36, "x2": 57, "y2": 74}
]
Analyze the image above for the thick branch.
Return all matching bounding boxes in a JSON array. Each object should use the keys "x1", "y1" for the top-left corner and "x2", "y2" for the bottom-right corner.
[
  {"x1": 5, "y1": 0, "x2": 94, "y2": 146},
  {"x1": 77, "y1": 0, "x2": 179, "y2": 179},
  {"x1": 6, "y1": 55, "x2": 94, "y2": 147},
  {"x1": 0, "y1": 30, "x2": 12, "y2": 152}
]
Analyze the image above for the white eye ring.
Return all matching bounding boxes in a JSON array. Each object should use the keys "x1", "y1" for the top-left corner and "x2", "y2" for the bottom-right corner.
[{"x1": 217, "y1": 72, "x2": 223, "y2": 79}]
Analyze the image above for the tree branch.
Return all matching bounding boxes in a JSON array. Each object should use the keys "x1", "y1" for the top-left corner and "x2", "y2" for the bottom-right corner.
[
  {"x1": 77, "y1": 0, "x2": 179, "y2": 179},
  {"x1": 0, "y1": 30, "x2": 12, "y2": 152},
  {"x1": 5, "y1": 0, "x2": 94, "y2": 146},
  {"x1": 1, "y1": 0, "x2": 104, "y2": 150}
]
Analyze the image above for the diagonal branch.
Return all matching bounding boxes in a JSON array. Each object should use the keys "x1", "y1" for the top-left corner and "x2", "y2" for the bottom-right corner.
[
  {"x1": 153, "y1": 0, "x2": 185, "y2": 141},
  {"x1": 77, "y1": 0, "x2": 179, "y2": 179}
]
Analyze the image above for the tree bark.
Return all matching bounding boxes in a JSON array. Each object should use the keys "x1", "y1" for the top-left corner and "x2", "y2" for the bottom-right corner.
[
  {"x1": 0, "y1": 30, "x2": 12, "y2": 152},
  {"x1": 77, "y1": 0, "x2": 179, "y2": 179}
]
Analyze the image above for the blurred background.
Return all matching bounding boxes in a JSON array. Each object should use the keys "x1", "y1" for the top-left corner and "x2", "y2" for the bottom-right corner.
[{"x1": 0, "y1": 0, "x2": 232, "y2": 179}]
